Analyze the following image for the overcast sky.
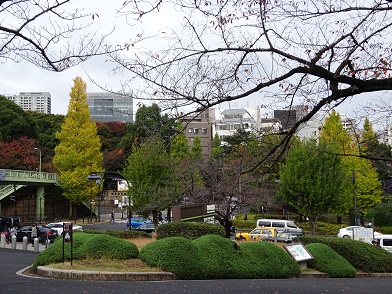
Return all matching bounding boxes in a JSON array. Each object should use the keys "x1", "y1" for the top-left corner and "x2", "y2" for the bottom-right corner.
[
  {"x1": 1, "y1": 1, "x2": 389, "y2": 131},
  {"x1": 0, "y1": 0, "x2": 176, "y2": 115}
]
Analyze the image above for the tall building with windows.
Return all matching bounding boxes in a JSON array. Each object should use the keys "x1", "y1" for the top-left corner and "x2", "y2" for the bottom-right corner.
[
  {"x1": 86, "y1": 92, "x2": 133, "y2": 123},
  {"x1": 215, "y1": 107, "x2": 260, "y2": 140},
  {"x1": 181, "y1": 108, "x2": 216, "y2": 157},
  {"x1": 4, "y1": 92, "x2": 51, "y2": 114}
]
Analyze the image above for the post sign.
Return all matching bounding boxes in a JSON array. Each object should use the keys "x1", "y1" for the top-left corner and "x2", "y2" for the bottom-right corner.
[
  {"x1": 63, "y1": 222, "x2": 73, "y2": 243},
  {"x1": 62, "y1": 222, "x2": 74, "y2": 265},
  {"x1": 283, "y1": 243, "x2": 313, "y2": 262}
]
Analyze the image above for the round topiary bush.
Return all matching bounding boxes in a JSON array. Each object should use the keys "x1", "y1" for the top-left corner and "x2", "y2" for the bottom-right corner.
[
  {"x1": 191, "y1": 234, "x2": 241, "y2": 279},
  {"x1": 239, "y1": 241, "x2": 301, "y2": 279},
  {"x1": 305, "y1": 243, "x2": 357, "y2": 278},
  {"x1": 77, "y1": 234, "x2": 139, "y2": 259},
  {"x1": 297, "y1": 235, "x2": 392, "y2": 273},
  {"x1": 139, "y1": 236, "x2": 204, "y2": 279},
  {"x1": 32, "y1": 231, "x2": 95, "y2": 270}
]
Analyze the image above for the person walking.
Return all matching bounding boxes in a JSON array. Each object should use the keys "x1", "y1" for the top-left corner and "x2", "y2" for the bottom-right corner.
[
  {"x1": 110, "y1": 210, "x2": 115, "y2": 223},
  {"x1": 30, "y1": 224, "x2": 38, "y2": 246}
]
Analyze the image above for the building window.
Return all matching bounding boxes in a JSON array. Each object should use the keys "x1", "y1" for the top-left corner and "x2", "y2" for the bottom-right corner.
[
  {"x1": 194, "y1": 128, "x2": 199, "y2": 134},
  {"x1": 188, "y1": 128, "x2": 192, "y2": 133},
  {"x1": 201, "y1": 128, "x2": 207, "y2": 134}
]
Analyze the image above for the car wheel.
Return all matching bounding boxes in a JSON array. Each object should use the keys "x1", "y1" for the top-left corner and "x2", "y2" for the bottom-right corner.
[{"x1": 343, "y1": 235, "x2": 351, "y2": 239}]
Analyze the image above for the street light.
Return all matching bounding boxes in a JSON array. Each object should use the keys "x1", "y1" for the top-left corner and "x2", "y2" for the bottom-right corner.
[{"x1": 34, "y1": 147, "x2": 42, "y2": 173}]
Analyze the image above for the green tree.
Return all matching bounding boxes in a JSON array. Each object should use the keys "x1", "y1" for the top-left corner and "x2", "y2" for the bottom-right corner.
[
  {"x1": 278, "y1": 139, "x2": 347, "y2": 234},
  {"x1": 211, "y1": 133, "x2": 223, "y2": 160},
  {"x1": 318, "y1": 111, "x2": 383, "y2": 224},
  {"x1": 0, "y1": 95, "x2": 37, "y2": 142},
  {"x1": 190, "y1": 137, "x2": 203, "y2": 159},
  {"x1": 28, "y1": 111, "x2": 65, "y2": 150},
  {"x1": 119, "y1": 104, "x2": 177, "y2": 155},
  {"x1": 360, "y1": 117, "x2": 392, "y2": 180},
  {"x1": 53, "y1": 77, "x2": 103, "y2": 213},
  {"x1": 123, "y1": 136, "x2": 176, "y2": 227}
]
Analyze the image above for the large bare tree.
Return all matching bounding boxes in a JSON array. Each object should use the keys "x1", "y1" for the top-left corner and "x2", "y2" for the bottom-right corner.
[
  {"x1": 107, "y1": 0, "x2": 392, "y2": 170},
  {"x1": 0, "y1": 0, "x2": 118, "y2": 71}
]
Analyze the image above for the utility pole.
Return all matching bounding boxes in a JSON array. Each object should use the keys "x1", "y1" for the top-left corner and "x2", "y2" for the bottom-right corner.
[{"x1": 353, "y1": 170, "x2": 359, "y2": 226}]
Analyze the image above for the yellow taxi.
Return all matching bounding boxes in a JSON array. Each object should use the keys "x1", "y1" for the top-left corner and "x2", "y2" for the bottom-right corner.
[{"x1": 235, "y1": 227, "x2": 277, "y2": 241}]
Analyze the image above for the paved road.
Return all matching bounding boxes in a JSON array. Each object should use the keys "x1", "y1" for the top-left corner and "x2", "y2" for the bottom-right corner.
[
  {"x1": 2, "y1": 218, "x2": 392, "y2": 293},
  {"x1": 0, "y1": 248, "x2": 391, "y2": 294}
]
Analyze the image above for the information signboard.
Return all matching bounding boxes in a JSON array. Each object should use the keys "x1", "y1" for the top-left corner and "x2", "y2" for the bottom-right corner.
[{"x1": 283, "y1": 243, "x2": 313, "y2": 262}]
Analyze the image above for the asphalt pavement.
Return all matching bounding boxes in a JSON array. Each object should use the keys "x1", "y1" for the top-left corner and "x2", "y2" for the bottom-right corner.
[{"x1": 2, "y1": 215, "x2": 392, "y2": 293}]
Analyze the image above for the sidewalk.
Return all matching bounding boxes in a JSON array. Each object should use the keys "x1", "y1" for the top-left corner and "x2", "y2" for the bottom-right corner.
[{"x1": 0, "y1": 240, "x2": 49, "y2": 253}]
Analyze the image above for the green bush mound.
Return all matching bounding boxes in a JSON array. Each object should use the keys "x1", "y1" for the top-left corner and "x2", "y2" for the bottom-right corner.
[
  {"x1": 32, "y1": 232, "x2": 95, "y2": 269},
  {"x1": 77, "y1": 234, "x2": 139, "y2": 259},
  {"x1": 140, "y1": 234, "x2": 300, "y2": 279},
  {"x1": 305, "y1": 243, "x2": 357, "y2": 278},
  {"x1": 139, "y1": 237, "x2": 204, "y2": 279},
  {"x1": 297, "y1": 235, "x2": 392, "y2": 273},
  {"x1": 32, "y1": 232, "x2": 139, "y2": 270},
  {"x1": 239, "y1": 242, "x2": 301, "y2": 279},
  {"x1": 192, "y1": 235, "x2": 241, "y2": 279},
  {"x1": 156, "y1": 222, "x2": 225, "y2": 240},
  {"x1": 83, "y1": 229, "x2": 151, "y2": 239}
]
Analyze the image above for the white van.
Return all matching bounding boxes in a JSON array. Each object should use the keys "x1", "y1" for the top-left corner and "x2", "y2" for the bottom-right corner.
[
  {"x1": 256, "y1": 219, "x2": 303, "y2": 234},
  {"x1": 373, "y1": 234, "x2": 392, "y2": 252}
]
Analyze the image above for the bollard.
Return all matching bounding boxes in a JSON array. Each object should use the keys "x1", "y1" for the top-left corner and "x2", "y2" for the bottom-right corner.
[
  {"x1": 0, "y1": 234, "x2": 5, "y2": 248},
  {"x1": 46, "y1": 239, "x2": 51, "y2": 248},
  {"x1": 34, "y1": 237, "x2": 39, "y2": 252},
  {"x1": 22, "y1": 236, "x2": 28, "y2": 250},
  {"x1": 11, "y1": 235, "x2": 16, "y2": 249}
]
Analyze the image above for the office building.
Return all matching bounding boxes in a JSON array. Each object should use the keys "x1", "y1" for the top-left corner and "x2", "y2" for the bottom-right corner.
[
  {"x1": 86, "y1": 92, "x2": 133, "y2": 123},
  {"x1": 4, "y1": 92, "x2": 51, "y2": 114},
  {"x1": 181, "y1": 108, "x2": 216, "y2": 157},
  {"x1": 215, "y1": 107, "x2": 259, "y2": 140}
]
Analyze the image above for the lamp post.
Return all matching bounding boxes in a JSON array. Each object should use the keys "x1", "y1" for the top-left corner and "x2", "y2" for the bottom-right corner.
[{"x1": 34, "y1": 147, "x2": 42, "y2": 173}]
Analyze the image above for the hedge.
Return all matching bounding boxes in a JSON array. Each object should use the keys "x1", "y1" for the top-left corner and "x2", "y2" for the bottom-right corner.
[{"x1": 156, "y1": 222, "x2": 225, "y2": 240}]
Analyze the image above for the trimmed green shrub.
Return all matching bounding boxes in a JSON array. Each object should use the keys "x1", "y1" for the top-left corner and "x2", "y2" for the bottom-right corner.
[
  {"x1": 77, "y1": 234, "x2": 139, "y2": 259},
  {"x1": 32, "y1": 232, "x2": 139, "y2": 271},
  {"x1": 156, "y1": 222, "x2": 225, "y2": 240},
  {"x1": 239, "y1": 242, "x2": 301, "y2": 279},
  {"x1": 297, "y1": 235, "x2": 392, "y2": 272},
  {"x1": 305, "y1": 243, "x2": 356, "y2": 278},
  {"x1": 32, "y1": 231, "x2": 95, "y2": 270},
  {"x1": 192, "y1": 235, "x2": 241, "y2": 279},
  {"x1": 297, "y1": 222, "x2": 347, "y2": 236},
  {"x1": 379, "y1": 226, "x2": 392, "y2": 234},
  {"x1": 83, "y1": 229, "x2": 151, "y2": 239},
  {"x1": 139, "y1": 237, "x2": 204, "y2": 279},
  {"x1": 232, "y1": 219, "x2": 257, "y2": 229}
]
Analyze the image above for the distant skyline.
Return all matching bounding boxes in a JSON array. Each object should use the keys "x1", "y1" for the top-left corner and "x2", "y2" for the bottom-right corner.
[{"x1": 1, "y1": 1, "x2": 389, "y2": 131}]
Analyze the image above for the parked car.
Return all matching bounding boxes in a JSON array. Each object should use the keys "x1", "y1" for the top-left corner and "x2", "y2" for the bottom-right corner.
[
  {"x1": 256, "y1": 219, "x2": 303, "y2": 234},
  {"x1": 16, "y1": 225, "x2": 59, "y2": 244},
  {"x1": 263, "y1": 232, "x2": 303, "y2": 244},
  {"x1": 135, "y1": 223, "x2": 155, "y2": 233},
  {"x1": 235, "y1": 227, "x2": 277, "y2": 241},
  {"x1": 373, "y1": 234, "x2": 392, "y2": 252},
  {"x1": 128, "y1": 217, "x2": 152, "y2": 229},
  {"x1": 46, "y1": 222, "x2": 83, "y2": 235},
  {"x1": 337, "y1": 226, "x2": 381, "y2": 239},
  {"x1": 0, "y1": 216, "x2": 21, "y2": 231}
]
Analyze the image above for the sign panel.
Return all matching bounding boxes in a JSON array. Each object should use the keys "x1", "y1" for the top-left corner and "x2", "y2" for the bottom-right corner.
[
  {"x1": 283, "y1": 243, "x2": 313, "y2": 262},
  {"x1": 353, "y1": 227, "x2": 374, "y2": 244},
  {"x1": 63, "y1": 222, "x2": 73, "y2": 243}
]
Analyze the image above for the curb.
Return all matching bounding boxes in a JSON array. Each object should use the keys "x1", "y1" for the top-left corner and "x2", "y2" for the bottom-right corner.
[
  {"x1": 35, "y1": 266, "x2": 177, "y2": 281},
  {"x1": 31, "y1": 267, "x2": 392, "y2": 281}
]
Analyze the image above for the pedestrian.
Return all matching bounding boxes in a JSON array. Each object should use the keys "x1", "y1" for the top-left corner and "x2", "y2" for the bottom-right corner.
[
  {"x1": 110, "y1": 210, "x2": 115, "y2": 223},
  {"x1": 30, "y1": 224, "x2": 38, "y2": 246}
]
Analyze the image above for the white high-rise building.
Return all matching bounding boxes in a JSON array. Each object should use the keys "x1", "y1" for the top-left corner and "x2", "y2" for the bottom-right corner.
[{"x1": 4, "y1": 92, "x2": 51, "y2": 114}]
